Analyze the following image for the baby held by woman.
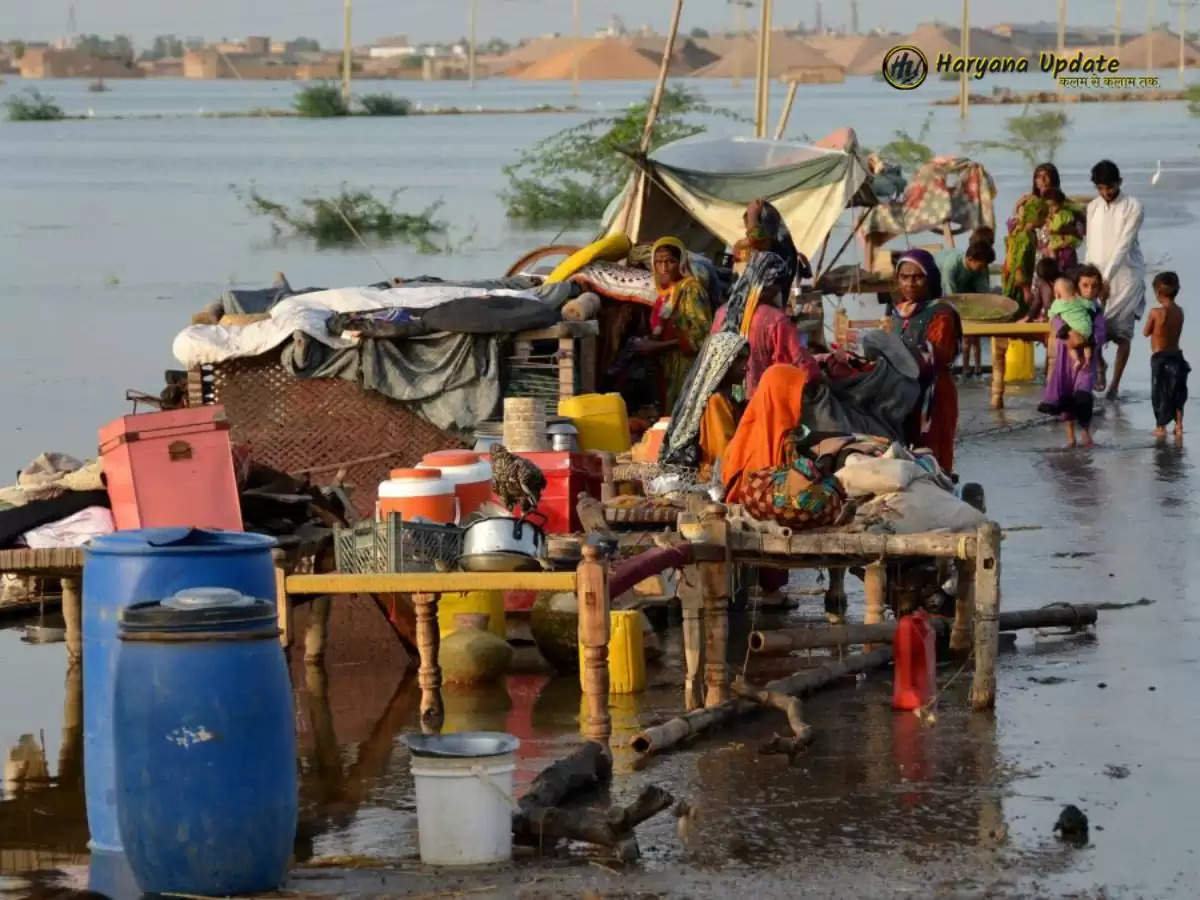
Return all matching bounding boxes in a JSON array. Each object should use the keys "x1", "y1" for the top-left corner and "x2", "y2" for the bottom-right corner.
[{"x1": 1049, "y1": 276, "x2": 1099, "y2": 372}]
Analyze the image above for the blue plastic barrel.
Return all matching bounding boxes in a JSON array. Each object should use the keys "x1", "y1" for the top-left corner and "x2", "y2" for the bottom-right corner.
[
  {"x1": 82, "y1": 528, "x2": 276, "y2": 852},
  {"x1": 113, "y1": 592, "x2": 297, "y2": 896}
]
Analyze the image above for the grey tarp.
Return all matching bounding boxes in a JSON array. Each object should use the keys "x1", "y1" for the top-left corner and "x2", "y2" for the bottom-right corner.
[
  {"x1": 802, "y1": 331, "x2": 920, "y2": 441},
  {"x1": 279, "y1": 330, "x2": 501, "y2": 432}
]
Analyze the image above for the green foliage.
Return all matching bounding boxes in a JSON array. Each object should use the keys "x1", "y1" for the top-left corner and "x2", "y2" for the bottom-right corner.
[
  {"x1": 358, "y1": 93, "x2": 412, "y2": 116},
  {"x1": 13, "y1": 41, "x2": 26, "y2": 60},
  {"x1": 236, "y1": 184, "x2": 449, "y2": 251},
  {"x1": 1186, "y1": 83, "x2": 1200, "y2": 117},
  {"x1": 875, "y1": 111, "x2": 935, "y2": 172},
  {"x1": 963, "y1": 105, "x2": 1070, "y2": 167},
  {"x1": 500, "y1": 85, "x2": 744, "y2": 228},
  {"x1": 5, "y1": 89, "x2": 65, "y2": 122},
  {"x1": 294, "y1": 83, "x2": 349, "y2": 117}
]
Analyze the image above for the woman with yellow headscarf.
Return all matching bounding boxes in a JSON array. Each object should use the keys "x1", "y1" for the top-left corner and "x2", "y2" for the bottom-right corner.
[{"x1": 635, "y1": 236, "x2": 713, "y2": 412}]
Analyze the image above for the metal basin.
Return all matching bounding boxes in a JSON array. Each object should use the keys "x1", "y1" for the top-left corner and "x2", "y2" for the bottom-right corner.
[{"x1": 404, "y1": 731, "x2": 520, "y2": 759}]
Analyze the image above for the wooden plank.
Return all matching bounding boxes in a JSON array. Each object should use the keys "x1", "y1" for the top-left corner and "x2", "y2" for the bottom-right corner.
[
  {"x1": 729, "y1": 530, "x2": 977, "y2": 560},
  {"x1": 286, "y1": 570, "x2": 578, "y2": 595},
  {"x1": 962, "y1": 321, "x2": 1051, "y2": 337},
  {"x1": 0, "y1": 548, "x2": 84, "y2": 576},
  {"x1": 517, "y1": 321, "x2": 600, "y2": 341}
]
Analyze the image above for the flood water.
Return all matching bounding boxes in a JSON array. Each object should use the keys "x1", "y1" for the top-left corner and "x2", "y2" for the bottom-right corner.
[{"x1": 1, "y1": 73, "x2": 1199, "y2": 897}]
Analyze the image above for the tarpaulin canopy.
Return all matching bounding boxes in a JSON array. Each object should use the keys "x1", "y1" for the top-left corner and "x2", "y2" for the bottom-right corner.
[
  {"x1": 860, "y1": 156, "x2": 996, "y2": 242},
  {"x1": 603, "y1": 130, "x2": 873, "y2": 261}
]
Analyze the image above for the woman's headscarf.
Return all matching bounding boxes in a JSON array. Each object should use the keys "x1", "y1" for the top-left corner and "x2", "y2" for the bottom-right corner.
[
  {"x1": 651, "y1": 236, "x2": 697, "y2": 323},
  {"x1": 746, "y1": 200, "x2": 801, "y2": 291},
  {"x1": 1031, "y1": 163, "x2": 1061, "y2": 197},
  {"x1": 721, "y1": 251, "x2": 790, "y2": 337},
  {"x1": 893, "y1": 248, "x2": 943, "y2": 317}
]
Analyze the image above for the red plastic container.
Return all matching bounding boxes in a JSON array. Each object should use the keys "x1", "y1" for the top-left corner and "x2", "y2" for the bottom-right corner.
[
  {"x1": 492, "y1": 451, "x2": 603, "y2": 535},
  {"x1": 98, "y1": 406, "x2": 243, "y2": 532},
  {"x1": 892, "y1": 609, "x2": 936, "y2": 711}
]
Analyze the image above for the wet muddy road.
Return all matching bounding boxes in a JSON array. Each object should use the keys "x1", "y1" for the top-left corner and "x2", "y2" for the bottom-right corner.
[{"x1": 3, "y1": 379, "x2": 1198, "y2": 898}]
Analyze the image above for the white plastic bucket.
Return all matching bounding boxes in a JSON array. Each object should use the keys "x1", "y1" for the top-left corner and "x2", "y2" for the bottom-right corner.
[{"x1": 408, "y1": 740, "x2": 517, "y2": 866}]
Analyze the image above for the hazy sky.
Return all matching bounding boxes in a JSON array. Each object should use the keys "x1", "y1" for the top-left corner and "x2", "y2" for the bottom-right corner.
[{"x1": 3, "y1": 1, "x2": 1131, "y2": 46}]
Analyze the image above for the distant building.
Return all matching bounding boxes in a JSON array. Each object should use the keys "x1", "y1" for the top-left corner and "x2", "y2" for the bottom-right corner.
[
  {"x1": 19, "y1": 47, "x2": 144, "y2": 78},
  {"x1": 244, "y1": 36, "x2": 270, "y2": 55}
]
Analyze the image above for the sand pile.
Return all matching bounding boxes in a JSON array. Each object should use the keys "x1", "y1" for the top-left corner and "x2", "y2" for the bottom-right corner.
[
  {"x1": 804, "y1": 34, "x2": 897, "y2": 76},
  {"x1": 513, "y1": 38, "x2": 702, "y2": 80},
  {"x1": 693, "y1": 33, "x2": 841, "y2": 78},
  {"x1": 900, "y1": 24, "x2": 1018, "y2": 61}
]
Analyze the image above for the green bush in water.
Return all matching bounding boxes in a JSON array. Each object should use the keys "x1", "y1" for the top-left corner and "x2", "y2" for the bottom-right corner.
[
  {"x1": 237, "y1": 184, "x2": 449, "y2": 251},
  {"x1": 963, "y1": 105, "x2": 1071, "y2": 166},
  {"x1": 5, "y1": 89, "x2": 64, "y2": 121},
  {"x1": 359, "y1": 93, "x2": 412, "y2": 116},
  {"x1": 293, "y1": 82, "x2": 349, "y2": 117},
  {"x1": 1186, "y1": 83, "x2": 1200, "y2": 118},
  {"x1": 500, "y1": 85, "x2": 745, "y2": 228}
]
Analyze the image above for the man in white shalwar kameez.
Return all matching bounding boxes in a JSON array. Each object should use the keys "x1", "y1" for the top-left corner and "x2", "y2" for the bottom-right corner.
[{"x1": 1085, "y1": 159, "x2": 1146, "y2": 400}]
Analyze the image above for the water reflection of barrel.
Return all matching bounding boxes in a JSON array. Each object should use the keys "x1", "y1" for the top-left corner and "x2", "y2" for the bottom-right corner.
[
  {"x1": 82, "y1": 528, "x2": 276, "y2": 852},
  {"x1": 113, "y1": 594, "x2": 296, "y2": 896}
]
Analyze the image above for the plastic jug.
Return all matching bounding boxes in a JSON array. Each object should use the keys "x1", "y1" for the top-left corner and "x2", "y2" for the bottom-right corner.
[
  {"x1": 558, "y1": 393, "x2": 631, "y2": 453},
  {"x1": 892, "y1": 609, "x2": 936, "y2": 710},
  {"x1": 1003, "y1": 339, "x2": 1035, "y2": 383}
]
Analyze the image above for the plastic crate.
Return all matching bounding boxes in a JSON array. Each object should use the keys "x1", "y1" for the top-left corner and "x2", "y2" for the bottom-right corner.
[{"x1": 334, "y1": 515, "x2": 463, "y2": 574}]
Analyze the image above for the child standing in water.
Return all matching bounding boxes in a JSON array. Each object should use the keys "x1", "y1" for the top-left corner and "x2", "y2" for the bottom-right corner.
[
  {"x1": 1048, "y1": 277, "x2": 1096, "y2": 372},
  {"x1": 1144, "y1": 271, "x2": 1189, "y2": 438}
]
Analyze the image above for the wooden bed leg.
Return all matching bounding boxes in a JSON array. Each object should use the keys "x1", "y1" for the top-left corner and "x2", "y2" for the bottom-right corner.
[
  {"x1": 272, "y1": 549, "x2": 292, "y2": 648},
  {"x1": 304, "y1": 595, "x2": 331, "y2": 664},
  {"x1": 970, "y1": 523, "x2": 1002, "y2": 711},
  {"x1": 863, "y1": 562, "x2": 885, "y2": 651},
  {"x1": 949, "y1": 558, "x2": 975, "y2": 655},
  {"x1": 824, "y1": 567, "x2": 847, "y2": 624},
  {"x1": 701, "y1": 505, "x2": 731, "y2": 707},
  {"x1": 990, "y1": 338, "x2": 1008, "y2": 409},
  {"x1": 413, "y1": 592, "x2": 444, "y2": 734},
  {"x1": 577, "y1": 546, "x2": 611, "y2": 744},
  {"x1": 61, "y1": 575, "x2": 82, "y2": 664},
  {"x1": 679, "y1": 564, "x2": 705, "y2": 712}
]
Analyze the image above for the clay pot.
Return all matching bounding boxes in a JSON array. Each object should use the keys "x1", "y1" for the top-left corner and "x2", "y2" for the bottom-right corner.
[
  {"x1": 439, "y1": 612, "x2": 513, "y2": 685},
  {"x1": 529, "y1": 592, "x2": 579, "y2": 673}
]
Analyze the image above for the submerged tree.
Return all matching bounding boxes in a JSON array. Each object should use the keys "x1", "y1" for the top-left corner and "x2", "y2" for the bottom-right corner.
[
  {"x1": 1186, "y1": 83, "x2": 1200, "y2": 118},
  {"x1": 963, "y1": 105, "x2": 1070, "y2": 166},
  {"x1": 500, "y1": 86, "x2": 743, "y2": 228},
  {"x1": 5, "y1": 89, "x2": 64, "y2": 122},
  {"x1": 235, "y1": 184, "x2": 449, "y2": 251},
  {"x1": 874, "y1": 111, "x2": 935, "y2": 172}
]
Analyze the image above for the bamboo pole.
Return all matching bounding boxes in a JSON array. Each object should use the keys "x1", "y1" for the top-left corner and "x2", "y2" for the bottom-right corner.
[
  {"x1": 755, "y1": 0, "x2": 772, "y2": 137},
  {"x1": 571, "y1": 0, "x2": 581, "y2": 98},
  {"x1": 970, "y1": 522, "x2": 1002, "y2": 710},
  {"x1": 749, "y1": 603, "x2": 1097, "y2": 654},
  {"x1": 61, "y1": 575, "x2": 81, "y2": 664},
  {"x1": 639, "y1": 0, "x2": 684, "y2": 153},
  {"x1": 959, "y1": 0, "x2": 970, "y2": 118},
  {"x1": 468, "y1": 0, "x2": 477, "y2": 89},
  {"x1": 1148, "y1": 1, "x2": 1154, "y2": 70},
  {"x1": 729, "y1": 528, "x2": 977, "y2": 561},
  {"x1": 1115, "y1": 0, "x2": 1123, "y2": 50},
  {"x1": 342, "y1": 0, "x2": 352, "y2": 104},
  {"x1": 773, "y1": 80, "x2": 798, "y2": 139},
  {"x1": 577, "y1": 545, "x2": 612, "y2": 744},
  {"x1": 413, "y1": 592, "x2": 444, "y2": 733}
]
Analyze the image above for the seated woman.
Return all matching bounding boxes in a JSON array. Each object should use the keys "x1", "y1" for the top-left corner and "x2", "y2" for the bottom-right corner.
[
  {"x1": 721, "y1": 363, "x2": 813, "y2": 503},
  {"x1": 890, "y1": 249, "x2": 962, "y2": 474},
  {"x1": 712, "y1": 252, "x2": 819, "y2": 401},
  {"x1": 634, "y1": 237, "x2": 713, "y2": 413}
]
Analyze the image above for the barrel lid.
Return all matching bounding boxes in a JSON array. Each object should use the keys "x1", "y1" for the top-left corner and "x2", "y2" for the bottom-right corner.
[
  {"x1": 120, "y1": 591, "x2": 276, "y2": 631},
  {"x1": 86, "y1": 528, "x2": 275, "y2": 556},
  {"x1": 421, "y1": 451, "x2": 480, "y2": 468},
  {"x1": 389, "y1": 468, "x2": 441, "y2": 480}
]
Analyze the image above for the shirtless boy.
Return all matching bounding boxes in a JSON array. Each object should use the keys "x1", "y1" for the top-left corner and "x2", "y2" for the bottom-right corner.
[{"x1": 1144, "y1": 271, "x2": 1189, "y2": 438}]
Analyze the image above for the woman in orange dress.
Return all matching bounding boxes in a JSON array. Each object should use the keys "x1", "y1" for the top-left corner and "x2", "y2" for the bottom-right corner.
[
  {"x1": 721, "y1": 362, "x2": 812, "y2": 503},
  {"x1": 890, "y1": 249, "x2": 962, "y2": 473}
]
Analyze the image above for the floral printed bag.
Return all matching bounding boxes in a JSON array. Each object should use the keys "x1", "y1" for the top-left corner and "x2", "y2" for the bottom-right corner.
[{"x1": 742, "y1": 456, "x2": 846, "y2": 530}]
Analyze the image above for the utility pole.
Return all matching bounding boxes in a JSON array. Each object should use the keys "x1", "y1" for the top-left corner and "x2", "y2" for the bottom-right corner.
[
  {"x1": 342, "y1": 0, "x2": 352, "y2": 104},
  {"x1": 1057, "y1": 0, "x2": 1066, "y2": 101},
  {"x1": 1115, "y1": 0, "x2": 1123, "y2": 51},
  {"x1": 1148, "y1": 0, "x2": 1154, "y2": 70},
  {"x1": 960, "y1": 0, "x2": 970, "y2": 118},
  {"x1": 468, "y1": 0, "x2": 477, "y2": 89},
  {"x1": 815, "y1": 0, "x2": 823, "y2": 35},
  {"x1": 1168, "y1": 0, "x2": 1196, "y2": 87},
  {"x1": 729, "y1": 0, "x2": 752, "y2": 89},
  {"x1": 572, "y1": 0, "x2": 581, "y2": 97},
  {"x1": 755, "y1": 0, "x2": 773, "y2": 138},
  {"x1": 850, "y1": 0, "x2": 859, "y2": 35}
]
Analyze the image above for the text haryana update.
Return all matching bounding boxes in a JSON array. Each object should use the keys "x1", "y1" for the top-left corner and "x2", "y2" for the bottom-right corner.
[{"x1": 936, "y1": 51, "x2": 1121, "y2": 80}]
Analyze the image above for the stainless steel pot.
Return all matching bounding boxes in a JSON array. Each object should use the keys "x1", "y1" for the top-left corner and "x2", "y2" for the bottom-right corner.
[
  {"x1": 459, "y1": 512, "x2": 548, "y2": 572},
  {"x1": 547, "y1": 422, "x2": 579, "y2": 453}
]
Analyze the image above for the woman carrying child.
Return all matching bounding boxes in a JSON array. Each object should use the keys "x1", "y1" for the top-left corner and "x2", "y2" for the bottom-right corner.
[{"x1": 1038, "y1": 264, "x2": 1107, "y2": 447}]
